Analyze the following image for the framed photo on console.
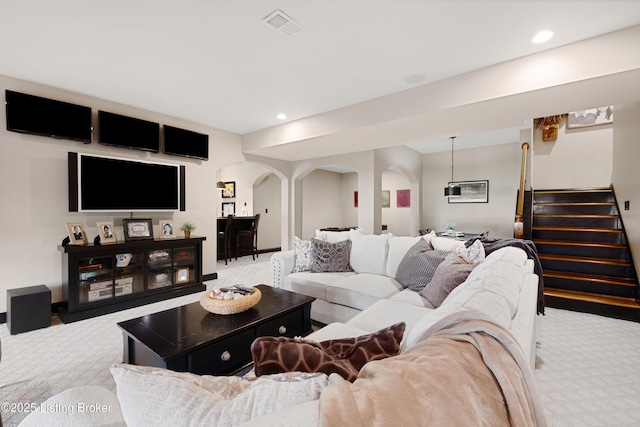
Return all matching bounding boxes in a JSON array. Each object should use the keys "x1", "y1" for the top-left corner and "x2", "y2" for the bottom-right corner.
[
  {"x1": 222, "y1": 202, "x2": 235, "y2": 217},
  {"x1": 97, "y1": 221, "x2": 117, "y2": 244},
  {"x1": 159, "y1": 220, "x2": 175, "y2": 238},
  {"x1": 66, "y1": 222, "x2": 88, "y2": 245},
  {"x1": 175, "y1": 267, "x2": 190, "y2": 284},
  {"x1": 123, "y1": 218, "x2": 154, "y2": 241}
]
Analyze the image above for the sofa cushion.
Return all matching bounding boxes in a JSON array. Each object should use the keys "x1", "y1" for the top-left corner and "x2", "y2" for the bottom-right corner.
[
  {"x1": 283, "y1": 271, "x2": 355, "y2": 300},
  {"x1": 388, "y1": 289, "x2": 434, "y2": 308},
  {"x1": 395, "y1": 239, "x2": 449, "y2": 292},
  {"x1": 385, "y1": 235, "x2": 421, "y2": 277},
  {"x1": 251, "y1": 323, "x2": 405, "y2": 382},
  {"x1": 310, "y1": 238, "x2": 353, "y2": 272},
  {"x1": 110, "y1": 364, "x2": 328, "y2": 427},
  {"x1": 420, "y1": 252, "x2": 475, "y2": 307},
  {"x1": 292, "y1": 236, "x2": 313, "y2": 273},
  {"x1": 348, "y1": 229, "x2": 390, "y2": 275},
  {"x1": 326, "y1": 274, "x2": 402, "y2": 311}
]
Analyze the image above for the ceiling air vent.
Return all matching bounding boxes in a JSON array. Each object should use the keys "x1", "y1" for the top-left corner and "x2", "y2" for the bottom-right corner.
[{"x1": 263, "y1": 9, "x2": 301, "y2": 36}]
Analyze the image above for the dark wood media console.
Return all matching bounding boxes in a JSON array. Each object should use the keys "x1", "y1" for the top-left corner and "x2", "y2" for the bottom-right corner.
[{"x1": 58, "y1": 236, "x2": 206, "y2": 323}]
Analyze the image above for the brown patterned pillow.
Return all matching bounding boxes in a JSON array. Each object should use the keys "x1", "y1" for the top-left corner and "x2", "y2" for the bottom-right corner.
[{"x1": 251, "y1": 322, "x2": 406, "y2": 382}]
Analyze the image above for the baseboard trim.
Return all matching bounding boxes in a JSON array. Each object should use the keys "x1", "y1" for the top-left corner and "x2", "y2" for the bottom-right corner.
[
  {"x1": 203, "y1": 272, "x2": 218, "y2": 282},
  {"x1": 0, "y1": 312, "x2": 5, "y2": 324}
]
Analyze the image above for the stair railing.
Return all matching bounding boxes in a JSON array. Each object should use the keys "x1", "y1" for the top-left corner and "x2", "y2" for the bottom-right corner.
[{"x1": 515, "y1": 142, "x2": 529, "y2": 239}]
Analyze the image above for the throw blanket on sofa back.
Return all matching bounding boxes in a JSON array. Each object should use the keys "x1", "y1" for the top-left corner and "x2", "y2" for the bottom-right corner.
[{"x1": 319, "y1": 310, "x2": 548, "y2": 427}]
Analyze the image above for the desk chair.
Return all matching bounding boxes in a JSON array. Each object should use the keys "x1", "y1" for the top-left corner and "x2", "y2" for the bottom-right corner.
[
  {"x1": 218, "y1": 215, "x2": 233, "y2": 265},
  {"x1": 236, "y1": 213, "x2": 260, "y2": 260}
]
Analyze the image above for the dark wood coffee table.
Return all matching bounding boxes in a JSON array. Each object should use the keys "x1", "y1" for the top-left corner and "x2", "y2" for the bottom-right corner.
[{"x1": 117, "y1": 285, "x2": 315, "y2": 375}]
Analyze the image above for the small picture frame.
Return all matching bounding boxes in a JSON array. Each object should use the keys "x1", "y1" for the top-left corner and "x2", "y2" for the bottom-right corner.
[
  {"x1": 222, "y1": 202, "x2": 235, "y2": 217},
  {"x1": 159, "y1": 220, "x2": 175, "y2": 238},
  {"x1": 175, "y1": 267, "x2": 190, "y2": 284},
  {"x1": 123, "y1": 218, "x2": 154, "y2": 241},
  {"x1": 66, "y1": 222, "x2": 88, "y2": 245},
  {"x1": 97, "y1": 221, "x2": 117, "y2": 244},
  {"x1": 381, "y1": 190, "x2": 390, "y2": 208},
  {"x1": 222, "y1": 181, "x2": 236, "y2": 198},
  {"x1": 568, "y1": 106, "x2": 614, "y2": 128},
  {"x1": 397, "y1": 189, "x2": 410, "y2": 207}
]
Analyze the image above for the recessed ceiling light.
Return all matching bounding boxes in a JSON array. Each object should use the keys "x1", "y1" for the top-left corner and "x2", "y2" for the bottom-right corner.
[
  {"x1": 276, "y1": 113, "x2": 287, "y2": 120},
  {"x1": 532, "y1": 30, "x2": 553, "y2": 44}
]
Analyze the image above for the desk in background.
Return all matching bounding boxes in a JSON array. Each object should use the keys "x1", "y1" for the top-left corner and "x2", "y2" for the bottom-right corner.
[{"x1": 217, "y1": 216, "x2": 255, "y2": 260}]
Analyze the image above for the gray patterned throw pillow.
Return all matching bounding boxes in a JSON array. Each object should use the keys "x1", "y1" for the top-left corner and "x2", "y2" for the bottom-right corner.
[
  {"x1": 310, "y1": 238, "x2": 353, "y2": 272},
  {"x1": 395, "y1": 239, "x2": 449, "y2": 292}
]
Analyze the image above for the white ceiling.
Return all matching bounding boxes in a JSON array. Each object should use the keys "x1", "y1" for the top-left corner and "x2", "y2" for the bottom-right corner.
[{"x1": 2, "y1": 1, "x2": 640, "y2": 157}]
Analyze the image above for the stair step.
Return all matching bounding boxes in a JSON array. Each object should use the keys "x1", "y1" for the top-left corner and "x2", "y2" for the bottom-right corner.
[
  {"x1": 538, "y1": 253, "x2": 631, "y2": 266},
  {"x1": 534, "y1": 202, "x2": 615, "y2": 206},
  {"x1": 544, "y1": 270, "x2": 636, "y2": 287},
  {"x1": 534, "y1": 240, "x2": 626, "y2": 250},
  {"x1": 544, "y1": 288, "x2": 640, "y2": 309},
  {"x1": 534, "y1": 214, "x2": 617, "y2": 219},
  {"x1": 533, "y1": 226, "x2": 621, "y2": 233}
]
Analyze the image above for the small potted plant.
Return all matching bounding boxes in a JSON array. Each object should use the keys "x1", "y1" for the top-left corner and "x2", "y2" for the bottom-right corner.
[{"x1": 180, "y1": 222, "x2": 196, "y2": 238}]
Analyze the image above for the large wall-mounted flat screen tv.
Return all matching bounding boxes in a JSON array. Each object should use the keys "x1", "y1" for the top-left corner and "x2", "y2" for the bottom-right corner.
[
  {"x1": 5, "y1": 90, "x2": 92, "y2": 143},
  {"x1": 163, "y1": 125, "x2": 209, "y2": 160},
  {"x1": 98, "y1": 110, "x2": 160, "y2": 153},
  {"x1": 68, "y1": 152, "x2": 185, "y2": 212}
]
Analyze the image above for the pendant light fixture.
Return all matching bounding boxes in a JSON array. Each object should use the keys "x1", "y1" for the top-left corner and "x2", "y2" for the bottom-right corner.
[
  {"x1": 216, "y1": 181, "x2": 226, "y2": 190},
  {"x1": 444, "y1": 136, "x2": 461, "y2": 197}
]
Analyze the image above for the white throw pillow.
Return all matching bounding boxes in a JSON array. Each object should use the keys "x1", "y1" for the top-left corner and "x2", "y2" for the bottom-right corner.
[
  {"x1": 454, "y1": 239, "x2": 485, "y2": 264},
  {"x1": 110, "y1": 364, "x2": 328, "y2": 427},
  {"x1": 430, "y1": 236, "x2": 465, "y2": 252},
  {"x1": 292, "y1": 236, "x2": 313, "y2": 272},
  {"x1": 315, "y1": 229, "x2": 358, "y2": 243},
  {"x1": 348, "y1": 229, "x2": 390, "y2": 275}
]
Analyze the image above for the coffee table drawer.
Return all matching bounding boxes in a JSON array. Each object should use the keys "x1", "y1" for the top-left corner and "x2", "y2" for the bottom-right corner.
[
  {"x1": 256, "y1": 309, "x2": 302, "y2": 338},
  {"x1": 188, "y1": 329, "x2": 255, "y2": 375}
]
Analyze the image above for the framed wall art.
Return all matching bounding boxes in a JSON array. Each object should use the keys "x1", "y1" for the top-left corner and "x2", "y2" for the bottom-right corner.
[
  {"x1": 123, "y1": 218, "x2": 154, "y2": 241},
  {"x1": 447, "y1": 180, "x2": 489, "y2": 204},
  {"x1": 176, "y1": 267, "x2": 190, "y2": 284},
  {"x1": 397, "y1": 189, "x2": 410, "y2": 207},
  {"x1": 568, "y1": 106, "x2": 613, "y2": 128},
  {"x1": 222, "y1": 181, "x2": 236, "y2": 198},
  {"x1": 66, "y1": 222, "x2": 88, "y2": 245},
  {"x1": 381, "y1": 190, "x2": 390, "y2": 208},
  {"x1": 97, "y1": 221, "x2": 117, "y2": 244}
]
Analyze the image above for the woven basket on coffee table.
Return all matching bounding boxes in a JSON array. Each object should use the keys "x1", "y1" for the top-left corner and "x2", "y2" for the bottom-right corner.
[{"x1": 200, "y1": 287, "x2": 262, "y2": 315}]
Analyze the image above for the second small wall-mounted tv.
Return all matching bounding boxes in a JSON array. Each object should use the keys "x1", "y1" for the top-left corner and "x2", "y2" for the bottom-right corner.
[
  {"x1": 163, "y1": 125, "x2": 209, "y2": 160},
  {"x1": 98, "y1": 110, "x2": 160, "y2": 153},
  {"x1": 5, "y1": 90, "x2": 92, "y2": 143}
]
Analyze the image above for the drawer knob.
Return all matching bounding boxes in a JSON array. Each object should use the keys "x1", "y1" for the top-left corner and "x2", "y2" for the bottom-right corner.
[
  {"x1": 278, "y1": 325, "x2": 287, "y2": 335},
  {"x1": 221, "y1": 351, "x2": 231, "y2": 362}
]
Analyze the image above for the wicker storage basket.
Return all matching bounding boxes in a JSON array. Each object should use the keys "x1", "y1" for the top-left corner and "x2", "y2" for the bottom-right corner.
[{"x1": 200, "y1": 287, "x2": 261, "y2": 315}]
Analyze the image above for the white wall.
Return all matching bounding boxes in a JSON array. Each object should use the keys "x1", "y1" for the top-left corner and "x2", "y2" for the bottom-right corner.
[
  {"x1": 612, "y1": 102, "x2": 640, "y2": 271},
  {"x1": 341, "y1": 172, "x2": 359, "y2": 228},
  {"x1": 301, "y1": 169, "x2": 344, "y2": 239},
  {"x1": 422, "y1": 142, "x2": 522, "y2": 238},
  {"x1": 532, "y1": 120, "x2": 613, "y2": 189},
  {"x1": 381, "y1": 170, "x2": 412, "y2": 235},
  {"x1": 0, "y1": 74, "x2": 243, "y2": 312},
  {"x1": 253, "y1": 173, "x2": 282, "y2": 250}
]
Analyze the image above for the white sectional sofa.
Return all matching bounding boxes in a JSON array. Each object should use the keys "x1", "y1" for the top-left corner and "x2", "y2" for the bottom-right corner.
[{"x1": 19, "y1": 231, "x2": 544, "y2": 426}]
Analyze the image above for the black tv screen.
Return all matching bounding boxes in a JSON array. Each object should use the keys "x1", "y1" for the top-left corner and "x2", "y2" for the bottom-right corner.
[
  {"x1": 68, "y1": 152, "x2": 184, "y2": 212},
  {"x1": 5, "y1": 90, "x2": 92, "y2": 143},
  {"x1": 98, "y1": 110, "x2": 160, "y2": 153},
  {"x1": 163, "y1": 125, "x2": 209, "y2": 160}
]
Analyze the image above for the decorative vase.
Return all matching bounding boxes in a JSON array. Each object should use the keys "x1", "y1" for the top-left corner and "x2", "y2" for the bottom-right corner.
[
  {"x1": 184, "y1": 231, "x2": 191, "y2": 238},
  {"x1": 542, "y1": 124, "x2": 558, "y2": 141}
]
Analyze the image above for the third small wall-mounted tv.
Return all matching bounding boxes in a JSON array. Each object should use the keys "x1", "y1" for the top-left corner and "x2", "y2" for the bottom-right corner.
[
  {"x1": 5, "y1": 90, "x2": 92, "y2": 143},
  {"x1": 163, "y1": 125, "x2": 209, "y2": 160},
  {"x1": 98, "y1": 110, "x2": 160, "y2": 153}
]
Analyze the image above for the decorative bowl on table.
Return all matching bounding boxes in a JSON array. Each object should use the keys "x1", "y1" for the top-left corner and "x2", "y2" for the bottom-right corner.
[{"x1": 200, "y1": 286, "x2": 261, "y2": 315}]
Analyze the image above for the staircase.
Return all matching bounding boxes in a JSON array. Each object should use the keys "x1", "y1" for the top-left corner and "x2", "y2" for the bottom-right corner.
[{"x1": 532, "y1": 187, "x2": 640, "y2": 321}]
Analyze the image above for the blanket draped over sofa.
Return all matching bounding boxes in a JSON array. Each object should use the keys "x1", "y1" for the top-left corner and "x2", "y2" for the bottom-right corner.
[{"x1": 319, "y1": 310, "x2": 547, "y2": 427}]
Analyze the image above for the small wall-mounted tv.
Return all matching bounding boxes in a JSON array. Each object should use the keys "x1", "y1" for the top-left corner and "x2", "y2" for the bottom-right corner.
[
  {"x1": 98, "y1": 110, "x2": 160, "y2": 153},
  {"x1": 5, "y1": 90, "x2": 92, "y2": 143},
  {"x1": 68, "y1": 152, "x2": 185, "y2": 212},
  {"x1": 163, "y1": 125, "x2": 209, "y2": 160}
]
